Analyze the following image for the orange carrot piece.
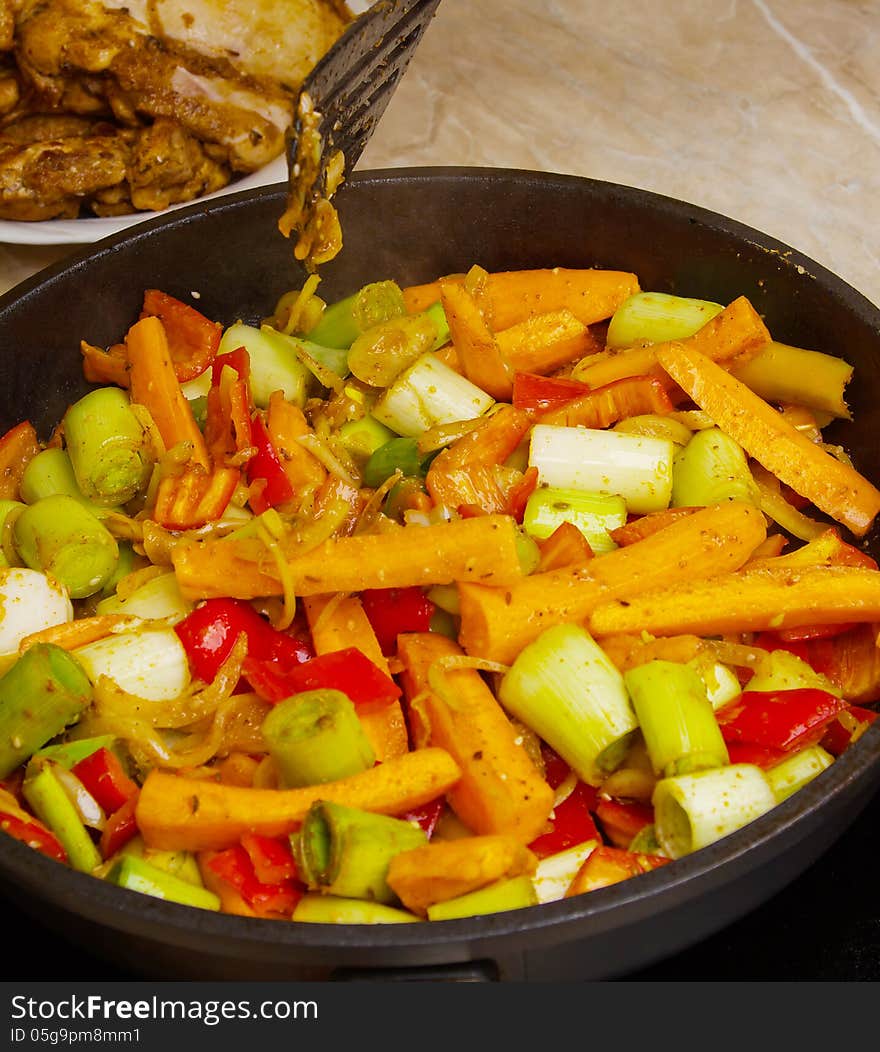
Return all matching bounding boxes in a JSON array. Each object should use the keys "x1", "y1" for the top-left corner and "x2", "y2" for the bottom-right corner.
[
  {"x1": 589, "y1": 564, "x2": 880, "y2": 639},
  {"x1": 425, "y1": 404, "x2": 531, "y2": 512},
  {"x1": 137, "y1": 747, "x2": 462, "y2": 851},
  {"x1": 440, "y1": 280, "x2": 514, "y2": 400},
  {"x1": 609, "y1": 506, "x2": 701, "y2": 546},
  {"x1": 396, "y1": 633, "x2": 554, "y2": 843},
  {"x1": 0, "y1": 420, "x2": 41, "y2": 499},
  {"x1": 813, "y1": 623, "x2": 880, "y2": 705},
  {"x1": 496, "y1": 310, "x2": 602, "y2": 374},
  {"x1": 386, "y1": 834, "x2": 537, "y2": 916},
  {"x1": 303, "y1": 593, "x2": 409, "y2": 761},
  {"x1": 173, "y1": 513, "x2": 525, "y2": 601},
  {"x1": 266, "y1": 391, "x2": 326, "y2": 493},
  {"x1": 741, "y1": 534, "x2": 789, "y2": 566},
  {"x1": 127, "y1": 315, "x2": 210, "y2": 469},
  {"x1": 573, "y1": 295, "x2": 771, "y2": 389},
  {"x1": 457, "y1": 500, "x2": 767, "y2": 663},
  {"x1": 153, "y1": 465, "x2": 240, "y2": 530},
  {"x1": 404, "y1": 268, "x2": 640, "y2": 330},
  {"x1": 598, "y1": 632, "x2": 706, "y2": 672},
  {"x1": 536, "y1": 520, "x2": 594, "y2": 571},
  {"x1": 80, "y1": 340, "x2": 130, "y2": 388},
  {"x1": 656, "y1": 342, "x2": 880, "y2": 537},
  {"x1": 537, "y1": 375, "x2": 674, "y2": 428}
]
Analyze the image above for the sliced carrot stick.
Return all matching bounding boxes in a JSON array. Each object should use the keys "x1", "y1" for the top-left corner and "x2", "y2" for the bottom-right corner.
[
  {"x1": 303, "y1": 593, "x2": 409, "y2": 761},
  {"x1": 497, "y1": 310, "x2": 603, "y2": 374},
  {"x1": 425, "y1": 405, "x2": 531, "y2": 512},
  {"x1": 440, "y1": 280, "x2": 514, "y2": 400},
  {"x1": 457, "y1": 500, "x2": 767, "y2": 663},
  {"x1": 656, "y1": 342, "x2": 880, "y2": 537},
  {"x1": 537, "y1": 375, "x2": 674, "y2": 428},
  {"x1": 386, "y1": 834, "x2": 537, "y2": 916},
  {"x1": 742, "y1": 534, "x2": 788, "y2": 566},
  {"x1": 137, "y1": 746, "x2": 461, "y2": 851},
  {"x1": 609, "y1": 506, "x2": 701, "y2": 546},
  {"x1": 266, "y1": 391, "x2": 327, "y2": 493},
  {"x1": 589, "y1": 564, "x2": 880, "y2": 638},
  {"x1": 172, "y1": 513, "x2": 525, "y2": 600},
  {"x1": 127, "y1": 315, "x2": 210, "y2": 470},
  {"x1": 396, "y1": 632, "x2": 554, "y2": 843},
  {"x1": 536, "y1": 520, "x2": 594, "y2": 571},
  {"x1": 404, "y1": 268, "x2": 640, "y2": 329},
  {"x1": 573, "y1": 296, "x2": 771, "y2": 389},
  {"x1": 747, "y1": 527, "x2": 871, "y2": 573},
  {"x1": 0, "y1": 420, "x2": 41, "y2": 499},
  {"x1": 598, "y1": 632, "x2": 706, "y2": 672}
]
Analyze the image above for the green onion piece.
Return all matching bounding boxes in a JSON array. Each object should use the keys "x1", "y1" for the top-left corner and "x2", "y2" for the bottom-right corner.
[
  {"x1": 652, "y1": 763, "x2": 778, "y2": 859},
  {"x1": 217, "y1": 322, "x2": 313, "y2": 407},
  {"x1": 606, "y1": 291, "x2": 724, "y2": 350},
  {"x1": 292, "y1": 893, "x2": 420, "y2": 924},
  {"x1": 426, "y1": 875, "x2": 538, "y2": 921},
  {"x1": 33, "y1": 735, "x2": 115, "y2": 770},
  {"x1": 22, "y1": 760, "x2": 102, "y2": 872},
  {"x1": 671, "y1": 427, "x2": 758, "y2": 508},
  {"x1": 373, "y1": 353, "x2": 494, "y2": 438},
  {"x1": 363, "y1": 436, "x2": 425, "y2": 488},
  {"x1": 730, "y1": 341, "x2": 853, "y2": 420},
  {"x1": 514, "y1": 528, "x2": 542, "y2": 574},
  {"x1": 294, "y1": 800, "x2": 427, "y2": 903},
  {"x1": 624, "y1": 659, "x2": 729, "y2": 777},
  {"x1": 745, "y1": 649, "x2": 842, "y2": 697},
  {"x1": 498, "y1": 624, "x2": 638, "y2": 786},
  {"x1": 20, "y1": 448, "x2": 120, "y2": 520},
  {"x1": 532, "y1": 839, "x2": 599, "y2": 904},
  {"x1": 0, "y1": 499, "x2": 24, "y2": 567},
  {"x1": 261, "y1": 689, "x2": 376, "y2": 788},
  {"x1": 628, "y1": 824, "x2": 665, "y2": 856},
  {"x1": 105, "y1": 855, "x2": 220, "y2": 910},
  {"x1": 428, "y1": 608, "x2": 458, "y2": 640},
  {"x1": 0, "y1": 643, "x2": 93, "y2": 778},
  {"x1": 426, "y1": 584, "x2": 460, "y2": 615},
  {"x1": 347, "y1": 312, "x2": 439, "y2": 388},
  {"x1": 522, "y1": 486, "x2": 627, "y2": 554},
  {"x1": 14, "y1": 494, "x2": 119, "y2": 599},
  {"x1": 688, "y1": 658, "x2": 743, "y2": 711},
  {"x1": 423, "y1": 301, "x2": 451, "y2": 349},
  {"x1": 528, "y1": 424, "x2": 674, "y2": 515},
  {"x1": 96, "y1": 570, "x2": 194, "y2": 625},
  {"x1": 118, "y1": 836, "x2": 205, "y2": 887},
  {"x1": 63, "y1": 387, "x2": 154, "y2": 506},
  {"x1": 306, "y1": 280, "x2": 407, "y2": 349},
  {"x1": 338, "y1": 415, "x2": 397, "y2": 463},
  {"x1": 98, "y1": 541, "x2": 135, "y2": 598},
  {"x1": 766, "y1": 745, "x2": 834, "y2": 802},
  {"x1": 188, "y1": 394, "x2": 208, "y2": 431},
  {"x1": 74, "y1": 627, "x2": 191, "y2": 703}
]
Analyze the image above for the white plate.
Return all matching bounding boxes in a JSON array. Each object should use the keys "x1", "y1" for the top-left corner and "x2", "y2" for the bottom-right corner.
[{"x1": 0, "y1": 155, "x2": 288, "y2": 246}]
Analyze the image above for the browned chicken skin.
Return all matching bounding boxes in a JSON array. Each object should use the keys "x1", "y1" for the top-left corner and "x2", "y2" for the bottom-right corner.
[{"x1": 0, "y1": 0, "x2": 351, "y2": 220}]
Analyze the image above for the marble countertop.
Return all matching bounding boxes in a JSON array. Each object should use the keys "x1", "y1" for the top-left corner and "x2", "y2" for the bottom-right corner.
[{"x1": 0, "y1": 0, "x2": 877, "y2": 308}]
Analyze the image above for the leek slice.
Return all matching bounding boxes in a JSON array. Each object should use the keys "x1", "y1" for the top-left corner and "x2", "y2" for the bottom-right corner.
[
  {"x1": 606, "y1": 291, "x2": 724, "y2": 350},
  {"x1": 528, "y1": 424, "x2": 674, "y2": 515},
  {"x1": 766, "y1": 745, "x2": 833, "y2": 802},
  {"x1": 522, "y1": 486, "x2": 627, "y2": 554},
  {"x1": 671, "y1": 427, "x2": 758, "y2": 507},
  {"x1": 216, "y1": 323, "x2": 315, "y2": 407},
  {"x1": 532, "y1": 840, "x2": 599, "y2": 903},
  {"x1": 74, "y1": 627, "x2": 191, "y2": 702},
  {"x1": 426, "y1": 875, "x2": 538, "y2": 920},
  {"x1": 499, "y1": 624, "x2": 638, "y2": 786},
  {"x1": 293, "y1": 894, "x2": 420, "y2": 924}
]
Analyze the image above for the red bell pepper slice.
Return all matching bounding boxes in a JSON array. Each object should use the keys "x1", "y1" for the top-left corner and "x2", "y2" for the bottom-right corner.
[
  {"x1": 569, "y1": 845, "x2": 670, "y2": 895},
  {"x1": 717, "y1": 687, "x2": 847, "y2": 753},
  {"x1": 512, "y1": 372, "x2": 590, "y2": 414},
  {"x1": 71, "y1": 748, "x2": 139, "y2": 815},
  {"x1": 820, "y1": 706, "x2": 879, "y2": 757},
  {"x1": 247, "y1": 414, "x2": 295, "y2": 514},
  {"x1": 240, "y1": 833, "x2": 299, "y2": 884},
  {"x1": 175, "y1": 597, "x2": 314, "y2": 685},
  {"x1": 401, "y1": 797, "x2": 445, "y2": 839},
  {"x1": 0, "y1": 420, "x2": 41, "y2": 500},
  {"x1": 141, "y1": 289, "x2": 222, "y2": 384},
  {"x1": 594, "y1": 797, "x2": 654, "y2": 850},
  {"x1": 0, "y1": 809, "x2": 67, "y2": 863},
  {"x1": 204, "y1": 346, "x2": 254, "y2": 464},
  {"x1": 528, "y1": 781, "x2": 600, "y2": 859},
  {"x1": 724, "y1": 742, "x2": 787, "y2": 769},
  {"x1": 775, "y1": 622, "x2": 860, "y2": 643},
  {"x1": 99, "y1": 792, "x2": 140, "y2": 859},
  {"x1": 153, "y1": 465, "x2": 240, "y2": 531},
  {"x1": 505, "y1": 465, "x2": 540, "y2": 523},
  {"x1": 205, "y1": 844, "x2": 302, "y2": 917},
  {"x1": 360, "y1": 586, "x2": 436, "y2": 656},
  {"x1": 244, "y1": 646, "x2": 401, "y2": 712}
]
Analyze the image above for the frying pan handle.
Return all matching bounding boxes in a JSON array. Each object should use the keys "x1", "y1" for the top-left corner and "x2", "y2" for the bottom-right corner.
[{"x1": 330, "y1": 960, "x2": 500, "y2": 982}]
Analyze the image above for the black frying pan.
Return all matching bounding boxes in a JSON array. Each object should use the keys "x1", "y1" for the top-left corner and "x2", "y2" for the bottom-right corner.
[{"x1": 1, "y1": 168, "x2": 879, "y2": 981}]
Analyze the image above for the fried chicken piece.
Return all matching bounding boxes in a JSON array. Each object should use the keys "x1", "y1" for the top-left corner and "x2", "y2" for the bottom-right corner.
[{"x1": 127, "y1": 116, "x2": 229, "y2": 212}]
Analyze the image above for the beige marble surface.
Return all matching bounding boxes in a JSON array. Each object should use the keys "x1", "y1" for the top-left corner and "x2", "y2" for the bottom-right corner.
[{"x1": 0, "y1": 0, "x2": 878, "y2": 307}]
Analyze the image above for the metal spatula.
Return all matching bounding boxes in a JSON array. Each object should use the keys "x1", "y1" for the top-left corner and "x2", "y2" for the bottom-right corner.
[{"x1": 280, "y1": 0, "x2": 443, "y2": 268}]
